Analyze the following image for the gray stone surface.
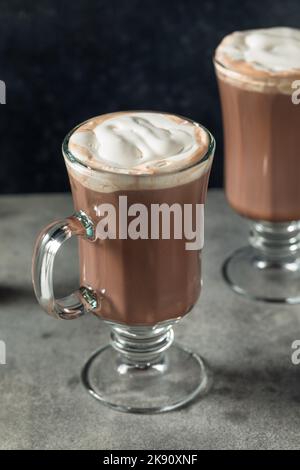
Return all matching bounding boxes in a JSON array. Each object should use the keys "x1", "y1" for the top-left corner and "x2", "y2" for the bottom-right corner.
[{"x1": 0, "y1": 190, "x2": 300, "y2": 450}]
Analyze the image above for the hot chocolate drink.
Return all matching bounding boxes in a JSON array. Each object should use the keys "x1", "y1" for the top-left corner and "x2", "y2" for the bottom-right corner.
[
  {"x1": 64, "y1": 112, "x2": 213, "y2": 325},
  {"x1": 215, "y1": 27, "x2": 300, "y2": 222},
  {"x1": 214, "y1": 28, "x2": 300, "y2": 303},
  {"x1": 32, "y1": 111, "x2": 215, "y2": 412}
]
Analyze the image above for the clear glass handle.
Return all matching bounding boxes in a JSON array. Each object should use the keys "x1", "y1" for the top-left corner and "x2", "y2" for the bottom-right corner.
[{"x1": 32, "y1": 210, "x2": 98, "y2": 320}]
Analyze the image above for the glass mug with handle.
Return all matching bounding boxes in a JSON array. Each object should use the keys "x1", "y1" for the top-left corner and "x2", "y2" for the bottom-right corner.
[{"x1": 32, "y1": 111, "x2": 215, "y2": 413}]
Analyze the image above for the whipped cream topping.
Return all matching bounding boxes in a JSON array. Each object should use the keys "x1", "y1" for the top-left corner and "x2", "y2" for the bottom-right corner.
[
  {"x1": 68, "y1": 112, "x2": 209, "y2": 175},
  {"x1": 215, "y1": 27, "x2": 300, "y2": 76}
]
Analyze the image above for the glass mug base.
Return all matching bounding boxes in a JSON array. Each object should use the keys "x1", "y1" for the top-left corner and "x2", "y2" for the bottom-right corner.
[
  {"x1": 222, "y1": 245, "x2": 300, "y2": 304},
  {"x1": 81, "y1": 323, "x2": 210, "y2": 413}
]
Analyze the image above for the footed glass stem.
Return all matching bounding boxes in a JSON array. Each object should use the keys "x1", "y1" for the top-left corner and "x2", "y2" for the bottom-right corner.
[
  {"x1": 82, "y1": 321, "x2": 209, "y2": 413},
  {"x1": 223, "y1": 220, "x2": 300, "y2": 303}
]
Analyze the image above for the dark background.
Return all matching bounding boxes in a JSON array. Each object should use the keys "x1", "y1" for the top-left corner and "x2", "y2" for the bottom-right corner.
[{"x1": 1, "y1": 0, "x2": 300, "y2": 193}]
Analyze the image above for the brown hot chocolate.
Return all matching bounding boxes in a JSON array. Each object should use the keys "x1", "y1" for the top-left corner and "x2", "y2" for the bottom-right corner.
[
  {"x1": 63, "y1": 111, "x2": 213, "y2": 325},
  {"x1": 215, "y1": 28, "x2": 300, "y2": 222},
  {"x1": 68, "y1": 173, "x2": 210, "y2": 325}
]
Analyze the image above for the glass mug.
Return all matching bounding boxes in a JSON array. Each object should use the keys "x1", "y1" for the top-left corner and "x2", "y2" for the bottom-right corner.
[
  {"x1": 214, "y1": 59, "x2": 300, "y2": 304},
  {"x1": 32, "y1": 112, "x2": 215, "y2": 413}
]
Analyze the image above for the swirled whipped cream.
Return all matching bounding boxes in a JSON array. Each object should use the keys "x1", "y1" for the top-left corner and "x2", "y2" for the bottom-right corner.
[
  {"x1": 215, "y1": 27, "x2": 300, "y2": 78},
  {"x1": 68, "y1": 112, "x2": 209, "y2": 175}
]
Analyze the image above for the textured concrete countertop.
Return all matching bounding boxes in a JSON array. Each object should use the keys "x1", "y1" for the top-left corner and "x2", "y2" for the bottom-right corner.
[{"x1": 0, "y1": 190, "x2": 300, "y2": 450}]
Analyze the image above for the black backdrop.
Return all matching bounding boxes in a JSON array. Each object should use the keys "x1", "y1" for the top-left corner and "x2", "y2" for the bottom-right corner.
[{"x1": 1, "y1": 0, "x2": 300, "y2": 194}]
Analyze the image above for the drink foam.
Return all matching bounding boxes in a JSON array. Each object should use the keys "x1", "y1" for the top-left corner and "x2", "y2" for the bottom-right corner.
[
  {"x1": 215, "y1": 27, "x2": 300, "y2": 93},
  {"x1": 64, "y1": 112, "x2": 213, "y2": 192}
]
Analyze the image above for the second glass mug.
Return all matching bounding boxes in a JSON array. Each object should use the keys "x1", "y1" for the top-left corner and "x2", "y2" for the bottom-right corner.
[
  {"x1": 214, "y1": 60, "x2": 300, "y2": 304},
  {"x1": 32, "y1": 112, "x2": 215, "y2": 413}
]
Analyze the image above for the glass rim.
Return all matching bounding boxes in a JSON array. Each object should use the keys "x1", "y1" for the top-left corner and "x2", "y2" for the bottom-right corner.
[
  {"x1": 62, "y1": 110, "x2": 215, "y2": 179},
  {"x1": 213, "y1": 57, "x2": 299, "y2": 86}
]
